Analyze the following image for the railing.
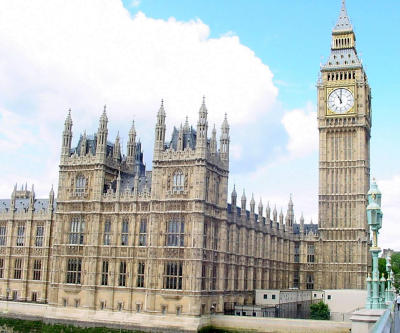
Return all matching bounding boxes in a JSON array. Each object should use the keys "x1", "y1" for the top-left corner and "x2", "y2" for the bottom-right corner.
[{"x1": 371, "y1": 302, "x2": 396, "y2": 333}]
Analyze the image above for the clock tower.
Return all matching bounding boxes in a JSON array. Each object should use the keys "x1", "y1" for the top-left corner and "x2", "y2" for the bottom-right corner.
[{"x1": 317, "y1": 0, "x2": 371, "y2": 289}]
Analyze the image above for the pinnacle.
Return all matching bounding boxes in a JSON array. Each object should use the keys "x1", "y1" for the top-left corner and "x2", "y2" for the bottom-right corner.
[{"x1": 333, "y1": 0, "x2": 353, "y2": 32}]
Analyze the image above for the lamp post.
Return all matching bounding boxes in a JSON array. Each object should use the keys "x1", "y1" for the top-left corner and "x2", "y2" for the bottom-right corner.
[{"x1": 366, "y1": 179, "x2": 384, "y2": 309}]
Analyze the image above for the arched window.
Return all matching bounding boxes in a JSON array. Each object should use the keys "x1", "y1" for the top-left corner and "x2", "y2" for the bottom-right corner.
[
  {"x1": 172, "y1": 170, "x2": 184, "y2": 192},
  {"x1": 75, "y1": 175, "x2": 86, "y2": 196}
]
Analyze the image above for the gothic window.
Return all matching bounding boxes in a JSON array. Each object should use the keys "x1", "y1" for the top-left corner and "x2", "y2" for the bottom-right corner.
[
  {"x1": 294, "y1": 242, "x2": 300, "y2": 263},
  {"x1": 14, "y1": 258, "x2": 22, "y2": 279},
  {"x1": 211, "y1": 264, "x2": 217, "y2": 290},
  {"x1": 307, "y1": 244, "x2": 315, "y2": 263},
  {"x1": 16, "y1": 225, "x2": 25, "y2": 246},
  {"x1": 293, "y1": 271, "x2": 299, "y2": 289},
  {"x1": 101, "y1": 261, "x2": 108, "y2": 286},
  {"x1": 163, "y1": 261, "x2": 182, "y2": 290},
  {"x1": 139, "y1": 219, "x2": 147, "y2": 246},
  {"x1": 69, "y1": 217, "x2": 84, "y2": 245},
  {"x1": 306, "y1": 273, "x2": 314, "y2": 290},
  {"x1": 137, "y1": 261, "x2": 145, "y2": 288},
  {"x1": 119, "y1": 261, "x2": 127, "y2": 287},
  {"x1": 0, "y1": 225, "x2": 6, "y2": 246},
  {"x1": 205, "y1": 173, "x2": 209, "y2": 201},
  {"x1": 121, "y1": 220, "x2": 129, "y2": 246},
  {"x1": 35, "y1": 225, "x2": 44, "y2": 247},
  {"x1": 203, "y1": 223, "x2": 208, "y2": 248},
  {"x1": 75, "y1": 175, "x2": 86, "y2": 196},
  {"x1": 224, "y1": 265, "x2": 229, "y2": 290},
  {"x1": 214, "y1": 178, "x2": 220, "y2": 204},
  {"x1": 172, "y1": 170, "x2": 184, "y2": 192},
  {"x1": 244, "y1": 268, "x2": 248, "y2": 290},
  {"x1": 201, "y1": 264, "x2": 206, "y2": 290},
  {"x1": 66, "y1": 258, "x2": 82, "y2": 284},
  {"x1": 234, "y1": 266, "x2": 239, "y2": 290},
  {"x1": 33, "y1": 260, "x2": 41, "y2": 280},
  {"x1": 0, "y1": 258, "x2": 3, "y2": 278},
  {"x1": 213, "y1": 224, "x2": 219, "y2": 250},
  {"x1": 103, "y1": 220, "x2": 111, "y2": 245},
  {"x1": 31, "y1": 292, "x2": 37, "y2": 302},
  {"x1": 166, "y1": 219, "x2": 184, "y2": 247}
]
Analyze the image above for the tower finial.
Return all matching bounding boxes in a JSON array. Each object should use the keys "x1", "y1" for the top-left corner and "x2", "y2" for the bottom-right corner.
[{"x1": 333, "y1": 0, "x2": 352, "y2": 32}]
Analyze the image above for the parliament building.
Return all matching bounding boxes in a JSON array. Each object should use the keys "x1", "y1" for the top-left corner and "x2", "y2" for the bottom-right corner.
[{"x1": 0, "y1": 1, "x2": 371, "y2": 321}]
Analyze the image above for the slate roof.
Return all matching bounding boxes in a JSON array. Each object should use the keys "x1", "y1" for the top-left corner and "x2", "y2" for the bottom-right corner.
[{"x1": 0, "y1": 198, "x2": 56, "y2": 213}]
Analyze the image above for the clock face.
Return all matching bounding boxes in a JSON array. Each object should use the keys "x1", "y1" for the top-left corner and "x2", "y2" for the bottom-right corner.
[{"x1": 328, "y1": 88, "x2": 354, "y2": 114}]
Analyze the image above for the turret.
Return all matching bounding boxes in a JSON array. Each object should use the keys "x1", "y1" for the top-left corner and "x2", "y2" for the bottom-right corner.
[
  {"x1": 266, "y1": 202, "x2": 271, "y2": 222},
  {"x1": 61, "y1": 109, "x2": 73, "y2": 158},
  {"x1": 241, "y1": 189, "x2": 246, "y2": 216},
  {"x1": 127, "y1": 120, "x2": 136, "y2": 169},
  {"x1": 286, "y1": 195, "x2": 294, "y2": 229},
  {"x1": 220, "y1": 113, "x2": 230, "y2": 163},
  {"x1": 231, "y1": 185, "x2": 237, "y2": 210},
  {"x1": 113, "y1": 132, "x2": 121, "y2": 163},
  {"x1": 80, "y1": 131, "x2": 87, "y2": 156},
  {"x1": 96, "y1": 105, "x2": 108, "y2": 160},
  {"x1": 250, "y1": 193, "x2": 255, "y2": 216},
  {"x1": 258, "y1": 198, "x2": 263, "y2": 223},
  {"x1": 29, "y1": 184, "x2": 35, "y2": 211},
  {"x1": 279, "y1": 209, "x2": 284, "y2": 230},
  {"x1": 116, "y1": 171, "x2": 121, "y2": 197},
  {"x1": 300, "y1": 212, "x2": 305, "y2": 234},
  {"x1": 49, "y1": 185, "x2": 55, "y2": 211},
  {"x1": 11, "y1": 184, "x2": 17, "y2": 211},
  {"x1": 177, "y1": 124, "x2": 184, "y2": 151},
  {"x1": 196, "y1": 97, "x2": 208, "y2": 156},
  {"x1": 210, "y1": 125, "x2": 217, "y2": 155},
  {"x1": 154, "y1": 100, "x2": 166, "y2": 158},
  {"x1": 273, "y1": 205, "x2": 278, "y2": 228}
]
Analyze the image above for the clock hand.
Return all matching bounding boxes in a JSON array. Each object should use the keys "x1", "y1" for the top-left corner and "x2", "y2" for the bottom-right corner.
[{"x1": 339, "y1": 90, "x2": 342, "y2": 104}]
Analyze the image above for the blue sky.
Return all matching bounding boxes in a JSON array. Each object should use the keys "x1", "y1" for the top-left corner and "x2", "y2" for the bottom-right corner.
[{"x1": 0, "y1": 0, "x2": 399, "y2": 248}]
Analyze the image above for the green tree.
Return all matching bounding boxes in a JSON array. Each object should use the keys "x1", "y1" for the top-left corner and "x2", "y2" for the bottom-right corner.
[
  {"x1": 378, "y1": 258, "x2": 388, "y2": 279},
  {"x1": 310, "y1": 301, "x2": 330, "y2": 320},
  {"x1": 391, "y1": 253, "x2": 400, "y2": 292}
]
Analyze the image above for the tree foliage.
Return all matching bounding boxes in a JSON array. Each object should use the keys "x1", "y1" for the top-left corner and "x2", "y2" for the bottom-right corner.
[
  {"x1": 392, "y1": 252, "x2": 400, "y2": 291},
  {"x1": 378, "y1": 258, "x2": 388, "y2": 279},
  {"x1": 310, "y1": 301, "x2": 330, "y2": 320}
]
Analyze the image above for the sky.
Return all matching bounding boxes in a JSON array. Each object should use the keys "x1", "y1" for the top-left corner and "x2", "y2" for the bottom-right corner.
[{"x1": 0, "y1": 0, "x2": 399, "y2": 249}]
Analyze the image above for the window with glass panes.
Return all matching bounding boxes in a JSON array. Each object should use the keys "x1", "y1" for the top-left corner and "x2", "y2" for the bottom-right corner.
[
  {"x1": 139, "y1": 219, "x2": 147, "y2": 246},
  {"x1": 163, "y1": 262, "x2": 182, "y2": 290},
  {"x1": 16, "y1": 225, "x2": 25, "y2": 246},
  {"x1": 294, "y1": 242, "x2": 300, "y2": 263},
  {"x1": 101, "y1": 261, "x2": 108, "y2": 286},
  {"x1": 33, "y1": 260, "x2": 41, "y2": 280},
  {"x1": 307, "y1": 244, "x2": 315, "y2": 263},
  {"x1": 172, "y1": 170, "x2": 184, "y2": 192},
  {"x1": 66, "y1": 258, "x2": 82, "y2": 284},
  {"x1": 119, "y1": 261, "x2": 127, "y2": 286},
  {"x1": 166, "y1": 219, "x2": 184, "y2": 247},
  {"x1": 75, "y1": 175, "x2": 86, "y2": 196},
  {"x1": 137, "y1": 261, "x2": 145, "y2": 287},
  {"x1": 306, "y1": 273, "x2": 314, "y2": 290},
  {"x1": 0, "y1": 225, "x2": 6, "y2": 246},
  {"x1": 121, "y1": 220, "x2": 129, "y2": 246},
  {"x1": 211, "y1": 264, "x2": 217, "y2": 290},
  {"x1": 69, "y1": 217, "x2": 84, "y2": 245},
  {"x1": 103, "y1": 220, "x2": 111, "y2": 245},
  {"x1": 0, "y1": 258, "x2": 4, "y2": 278},
  {"x1": 35, "y1": 225, "x2": 44, "y2": 247},
  {"x1": 14, "y1": 258, "x2": 22, "y2": 279}
]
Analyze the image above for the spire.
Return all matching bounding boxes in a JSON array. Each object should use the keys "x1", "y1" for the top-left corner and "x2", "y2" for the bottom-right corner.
[
  {"x1": 300, "y1": 212, "x2": 305, "y2": 225},
  {"x1": 210, "y1": 124, "x2": 217, "y2": 155},
  {"x1": 258, "y1": 198, "x2": 263, "y2": 222},
  {"x1": 62, "y1": 109, "x2": 73, "y2": 158},
  {"x1": 113, "y1": 132, "x2": 121, "y2": 162},
  {"x1": 154, "y1": 99, "x2": 166, "y2": 157},
  {"x1": 80, "y1": 131, "x2": 87, "y2": 156},
  {"x1": 241, "y1": 189, "x2": 246, "y2": 213},
  {"x1": 250, "y1": 193, "x2": 255, "y2": 214},
  {"x1": 266, "y1": 201, "x2": 271, "y2": 220},
  {"x1": 96, "y1": 106, "x2": 108, "y2": 159},
  {"x1": 219, "y1": 113, "x2": 230, "y2": 164},
  {"x1": 184, "y1": 116, "x2": 190, "y2": 132},
  {"x1": 177, "y1": 124, "x2": 184, "y2": 151},
  {"x1": 196, "y1": 96, "x2": 208, "y2": 154},
  {"x1": 231, "y1": 185, "x2": 237, "y2": 209},
  {"x1": 29, "y1": 184, "x2": 35, "y2": 209},
  {"x1": 333, "y1": 0, "x2": 353, "y2": 33},
  {"x1": 127, "y1": 120, "x2": 136, "y2": 168},
  {"x1": 273, "y1": 205, "x2": 277, "y2": 222}
]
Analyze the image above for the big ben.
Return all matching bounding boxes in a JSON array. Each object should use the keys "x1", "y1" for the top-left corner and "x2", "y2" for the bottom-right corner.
[{"x1": 317, "y1": 0, "x2": 370, "y2": 289}]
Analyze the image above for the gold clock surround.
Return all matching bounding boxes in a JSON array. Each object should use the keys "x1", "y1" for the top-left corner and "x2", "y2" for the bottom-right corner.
[{"x1": 326, "y1": 85, "x2": 356, "y2": 116}]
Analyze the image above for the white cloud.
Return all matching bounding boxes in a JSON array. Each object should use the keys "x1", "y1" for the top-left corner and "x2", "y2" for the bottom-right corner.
[
  {"x1": 378, "y1": 175, "x2": 400, "y2": 250},
  {"x1": 281, "y1": 102, "x2": 318, "y2": 157},
  {"x1": 0, "y1": 0, "x2": 278, "y2": 197},
  {"x1": 130, "y1": 0, "x2": 140, "y2": 8}
]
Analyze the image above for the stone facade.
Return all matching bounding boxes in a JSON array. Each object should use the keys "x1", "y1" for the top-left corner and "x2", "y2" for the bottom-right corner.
[{"x1": 0, "y1": 0, "x2": 370, "y2": 322}]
